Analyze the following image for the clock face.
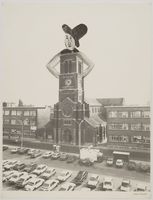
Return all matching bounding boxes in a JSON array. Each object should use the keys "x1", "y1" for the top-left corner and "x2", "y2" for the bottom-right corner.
[
  {"x1": 62, "y1": 103, "x2": 73, "y2": 117},
  {"x1": 65, "y1": 79, "x2": 72, "y2": 86}
]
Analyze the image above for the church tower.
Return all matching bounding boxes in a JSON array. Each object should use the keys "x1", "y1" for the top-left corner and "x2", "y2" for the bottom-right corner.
[{"x1": 53, "y1": 53, "x2": 89, "y2": 145}]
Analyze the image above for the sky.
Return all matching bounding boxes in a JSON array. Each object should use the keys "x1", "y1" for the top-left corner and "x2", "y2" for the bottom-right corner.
[{"x1": 1, "y1": 2, "x2": 152, "y2": 106}]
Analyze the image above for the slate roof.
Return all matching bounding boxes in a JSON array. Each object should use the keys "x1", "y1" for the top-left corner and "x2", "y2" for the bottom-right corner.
[
  {"x1": 85, "y1": 115, "x2": 106, "y2": 128},
  {"x1": 96, "y1": 98, "x2": 124, "y2": 106}
]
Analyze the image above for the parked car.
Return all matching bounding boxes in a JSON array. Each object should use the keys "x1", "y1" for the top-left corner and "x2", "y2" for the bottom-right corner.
[
  {"x1": 87, "y1": 174, "x2": 99, "y2": 189},
  {"x1": 16, "y1": 174, "x2": 37, "y2": 188},
  {"x1": 3, "y1": 170, "x2": 16, "y2": 182},
  {"x1": 79, "y1": 159, "x2": 94, "y2": 166},
  {"x1": 18, "y1": 148, "x2": 29, "y2": 154},
  {"x1": 39, "y1": 168, "x2": 56, "y2": 180},
  {"x1": 3, "y1": 145, "x2": 9, "y2": 151},
  {"x1": 59, "y1": 153, "x2": 68, "y2": 161},
  {"x1": 71, "y1": 171, "x2": 88, "y2": 186},
  {"x1": 51, "y1": 152, "x2": 60, "y2": 160},
  {"x1": 127, "y1": 161, "x2": 136, "y2": 170},
  {"x1": 23, "y1": 163, "x2": 37, "y2": 173},
  {"x1": 120, "y1": 179, "x2": 131, "y2": 192},
  {"x1": 134, "y1": 184, "x2": 147, "y2": 192},
  {"x1": 103, "y1": 177, "x2": 113, "y2": 191},
  {"x1": 30, "y1": 150, "x2": 42, "y2": 158},
  {"x1": 57, "y1": 170, "x2": 72, "y2": 182},
  {"x1": 24, "y1": 178, "x2": 44, "y2": 191},
  {"x1": 39, "y1": 179, "x2": 59, "y2": 191},
  {"x1": 13, "y1": 162, "x2": 26, "y2": 171},
  {"x1": 116, "y1": 159, "x2": 124, "y2": 168},
  {"x1": 32, "y1": 164, "x2": 47, "y2": 176},
  {"x1": 67, "y1": 155, "x2": 76, "y2": 163},
  {"x1": 80, "y1": 187, "x2": 91, "y2": 191},
  {"x1": 137, "y1": 163, "x2": 150, "y2": 173},
  {"x1": 4, "y1": 160, "x2": 18, "y2": 170},
  {"x1": 42, "y1": 151, "x2": 54, "y2": 159},
  {"x1": 11, "y1": 147, "x2": 21, "y2": 154},
  {"x1": 3, "y1": 159, "x2": 11, "y2": 167},
  {"x1": 106, "y1": 158, "x2": 114, "y2": 166},
  {"x1": 8, "y1": 172, "x2": 28, "y2": 184},
  {"x1": 27, "y1": 149, "x2": 36, "y2": 155},
  {"x1": 59, "y1": 183, "x2": 76, "y2": 191}
]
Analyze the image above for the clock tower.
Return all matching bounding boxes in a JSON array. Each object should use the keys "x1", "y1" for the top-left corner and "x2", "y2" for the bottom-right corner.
[{"x1": 53, "y1": 52, "x2": 90, "y2": 145}]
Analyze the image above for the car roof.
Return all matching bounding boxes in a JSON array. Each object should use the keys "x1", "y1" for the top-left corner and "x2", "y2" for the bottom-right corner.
[
  {"x1": 137, "y1": 184, "x2": 146, "y2": 189},
  {"x1": 116, "y1": 159, "x2": 123, "y2": 162},
  {"x1": 37, "y1": 164, "x2": 46, "y2": 167},
  {"x1": 122, "y1": 179, "x2": 130, "y2": 183},
  {"x1": 104, "y1": 177, "x2": 112, "y2": 182},
  {"x1": 45, "y1": 179, "x2": 59, "y2": 184},
  {"x1": 90, "y1": 174, "x2": 99, "y2": 178}
]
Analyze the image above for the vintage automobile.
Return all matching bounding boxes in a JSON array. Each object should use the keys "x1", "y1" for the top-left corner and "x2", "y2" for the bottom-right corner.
[
  {"x1": 59, "y1": 153, "x2": 68, "y2": 161},
  {"x1": 39, "y1": 168, "x2": 56, "y2": 180},
  {"x1": 51, "y1": 152, "x2": 61, "y2": 160},
  {"x1": 57, "y1": 170, "x2": 72, "y2": 182},
  {"x1": 106, "y1": 158, "x2": 114, "y2": 166},
  {"x1": 32, "y1": 164, "x2": 47, "y2": 176},
  {"x1": 39, "y1": 179, "x2": 59, "y2": 191},
  {"x1": 8, "y1": 172, "x2": 28, "y2": 184},
  {"x1": 120, "y1": 179, "x2": 131, "y2": 192},
  {"x1": 24, "y1": 178, "x2": 44, "y2": 191},
  {"x1": 16, "y1": 174, "x2": 37, "y2": 188},
  {"x1": 4, "y1": 160, "x2": 19, "y2": 170},
  {"x1": 59, "y1": 183, "x2": 76, "y2": 191},
  {"x1": 42, "y1": 151, "x2": 54, "y2": 159},
  {"x1": 116, "y1": 159, "x2": 124, "y2": 168},
  {"x1": 23, "y1": 163, "x2": 37, "y2": 173},
  {"x1": 103, "y1": 177, "x2": 114, "y2": 191},
  {"x1": 71, "y1": 171, "x2": 88, "y2": 186},
  {"x1": 87, "y1": 174, "x2": 99, "y2": 189}
]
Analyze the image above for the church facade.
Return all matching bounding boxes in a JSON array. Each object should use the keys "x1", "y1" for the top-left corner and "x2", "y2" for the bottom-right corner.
[{"x1": 52, "y1": 53, "x2": 106, "y2": 146}]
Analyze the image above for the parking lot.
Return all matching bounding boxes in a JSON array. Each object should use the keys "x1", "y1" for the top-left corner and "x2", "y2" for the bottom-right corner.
[{"x1": 3, "y1": 145, "x2": 150, "y2": 192}]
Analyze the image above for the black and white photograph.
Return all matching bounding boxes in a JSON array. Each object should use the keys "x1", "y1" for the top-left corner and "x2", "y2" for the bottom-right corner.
[{"x1": 1, "y1": 0, "x2": 152, "y2": 199}]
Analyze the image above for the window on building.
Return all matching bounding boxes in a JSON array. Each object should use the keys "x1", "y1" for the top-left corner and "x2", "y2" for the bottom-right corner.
[
  {"x1": 108, "y1": 111, "x2": 117, "y2": 118},
  {"x1": 11, "y1": 110, "x2": 16, "y2": 115},
  {"x1": 131, "y1": 136, "x2": 150, "y2": 144},
  {"x1": 30, "y1": 120, "x2": 35, "y2": 126},
  {"x1": 108, "y1": 123, "x2": 128, "y2": 130},
  {"x1": 131, "y1": 124, "x2": 141, "y2": 131},
  {"x1": 3, "y1": 128, "x2": 9, "y2": 135},
  {"x1": 63, "y1": 119, "x2": 71, "y2": 125},
  {"x1": 92, "y1": 107, "x2": 94, "y2": 113},
  {"x1": 11, "y1": 119, "x2": 16, "y2": 125},
  {"x1": 142, "y1": 111, "x2": 150, "y2": 118},
  {"x1": 11, "y1": 129, "x2": 17, "y2": 134},
  {"x1": 3, "y1": 119, "x2": 9, "y2": 124},
  {"x1": 109, "y1": 136, "x2": 128, "y2": 143},
  {"x1": 24, "y1": 111, "x2": 30, "y2": 116},
  {"x1": 130, "y1": 111, "x2": 141, "y2": 118},
  {"x1": 142, "y1": 124, "x2": 150, "y2": 131},
  {"x1": 4, "y1": 110, "x2": 9, "y2": 115},
  {"x1": 29, "y1": 111, "x2": 36, "y2": 116},
  {"x1": 16, "y1": 120, "x2": 22, "y2": 125},
  {"x1": 78, "y1": 61, "x2": 82, "y2": 74},
  {"x1": 23, "y1": 119, "x2": 29, "y2": 125},
  {"x1": 17, "y1": 111, "x2": 22, "y2": 116},
  {"x1": 118, "y1": 111, "x2": 128, "y2": 118}
]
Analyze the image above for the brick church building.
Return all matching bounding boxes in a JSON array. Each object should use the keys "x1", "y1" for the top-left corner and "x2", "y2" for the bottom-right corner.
[{"x1": 52, "y1": 53, "x2": 106, "y2": 146}]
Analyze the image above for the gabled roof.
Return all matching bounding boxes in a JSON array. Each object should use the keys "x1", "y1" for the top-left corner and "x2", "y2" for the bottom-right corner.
[
  {"x1": 97, "y1": 98, "x2": 124, "y2": 106},
  {"x1": 85, "y1": 115, "x2": 106, "y2": 128},
  {"x1": 85, "y1": 98, "x2": 101, "y2": 106}
]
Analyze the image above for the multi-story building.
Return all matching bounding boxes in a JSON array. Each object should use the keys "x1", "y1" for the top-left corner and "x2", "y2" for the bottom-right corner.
[
  {"x1": 105, "y1": 105, "x2": 150, "y2": 149},
  {"x1": 3, "y1": 103, "x2": 51, "y2": 139}
]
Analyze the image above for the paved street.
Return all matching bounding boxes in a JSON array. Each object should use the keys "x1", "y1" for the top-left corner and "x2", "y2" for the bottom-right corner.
[{"x1": 3, "y1": 146, "x2": 150, "y2": 192}]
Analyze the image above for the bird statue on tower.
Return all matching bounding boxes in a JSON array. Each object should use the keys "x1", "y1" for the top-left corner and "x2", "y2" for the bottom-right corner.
[{"x1": 46, "y1": 24, "x2": 94, "y2": 78}]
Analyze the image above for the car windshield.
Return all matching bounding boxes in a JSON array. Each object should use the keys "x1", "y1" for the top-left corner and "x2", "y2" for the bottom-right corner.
[
  {"x1": 60, "y1": 172, "x2": 66, "y2": 176},
  {"x1": 19, "y1": 178, "x2": 24, "y2": 182},
  {"x1": 37, "y1": 167, "x2": 42, "y2": 170},
  {"x1": 59, "y1": 188, "x2": 66, "y2": 191},
  {"x1": 28, "y1": 182, "x2": 34, "y2": 186},
  {"x1": 137, "y1": 188, "x2": 145, "y2": 191},
  {"x1": 90, "y1": 177, "x2": 97, "y2": 181},
  {"x1": 43, "y1": 183, "x2": 49, "y2": 187},
  {"x1": 12, "y1": 175, "x2": 18, "y2": 178},
  {"x1": 122, "y1": 182, "x2": 129, "y2": 187},
  {"x1": 105, "y1": 181, "x2": 111, "y2": 185},
  {"x1": 46, "y1": 170, "x2": 51, "y2": 173}
]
